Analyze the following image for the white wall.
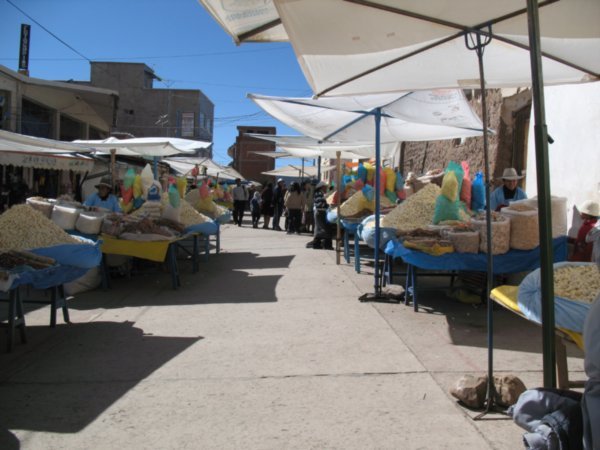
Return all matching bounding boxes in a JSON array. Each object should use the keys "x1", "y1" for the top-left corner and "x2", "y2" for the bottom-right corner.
[{"x1": 525, "y1": 82, "x2": 600, "y2": 236}]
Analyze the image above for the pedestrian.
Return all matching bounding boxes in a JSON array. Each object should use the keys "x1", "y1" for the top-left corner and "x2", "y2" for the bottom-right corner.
[
  {"x1": 232, "y1": 178, "x2": 248, "y2": 227},
  {"x1": 569, "y1": 200, "x2": 599, "y2": 262},
  {"x1": 272, "y1": 178, "x2": 285, "y2": 231},
  {"x1": 250, "y1": 191, "x2": 262, "y2": 228},
  {"x1": 312, "y1": 181, "x2": 333, "y2": 250},
  {"x1": 261, "y1": 182, "x2": 274, "y2": 229},
  {"x1": 302, "y1": 179, "x2": 316, "y2": 234},
  {"x1": 284, "y1": 182, "x2": 305, "y2": 234}
]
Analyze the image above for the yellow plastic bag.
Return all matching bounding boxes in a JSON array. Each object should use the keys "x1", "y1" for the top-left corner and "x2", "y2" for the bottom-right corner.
[
  {"x1": 440, "y1": 171, "x2": 459, "y2": 201},
  {"x1": 384, "y1": 167, "x2": 396, "y2": 192},
  {"x1": 133, "y1": 174, "x2": 143, "y2": 198}
]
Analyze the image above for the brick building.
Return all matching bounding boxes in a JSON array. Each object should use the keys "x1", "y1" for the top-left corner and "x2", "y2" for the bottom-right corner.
[{"x1": 228, "y1": 126, "x2": 276, "y2": 182}]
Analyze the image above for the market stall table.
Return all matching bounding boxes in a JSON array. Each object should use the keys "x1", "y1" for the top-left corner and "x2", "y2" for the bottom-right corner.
[
  {"x1": 1, "y1": 264, "x2": 88, "y2": 352},
  {"x1": 490, "y1": 285, "x2": 584, "y2": 389},
  {"x1": 100, "y1": 235, "x2": 182, "y2": 290},
  {"x1": 383, "y1": 236, "x2": 568, "y2": 311}
]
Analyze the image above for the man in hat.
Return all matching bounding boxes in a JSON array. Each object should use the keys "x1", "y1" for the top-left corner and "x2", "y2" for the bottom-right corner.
[
  {"x1": 84, "y1": 176, "x2": 122, "y2": 212},
  {"x1": 231, "y1": 177, "x2": 249, "y2": 227},
  {"x1": 490, "y1": 168, "x2": 527, "y2": 211}
]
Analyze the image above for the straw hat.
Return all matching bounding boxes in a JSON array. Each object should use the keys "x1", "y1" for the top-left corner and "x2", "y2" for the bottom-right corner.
[
  {"x1": 578, "y1": 200, "x2": 600, "y2": 217},
  {"x1": 315, "y1": 181, "x2": 327, "y2": 189},
  {"x1": 95, "y1": 177, "x2": 112, "y2": 190},
  {"x1": 501, "y1": 168, "x2": 524, "y2": 180}
]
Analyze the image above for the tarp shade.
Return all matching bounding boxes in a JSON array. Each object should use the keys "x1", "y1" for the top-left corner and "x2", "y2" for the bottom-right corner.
[
  {"x1": 0, "y1": 129, "x2": 94, "y2": 153},
  {"x1": 273, "y1": 0, "x2": 600, "y2": 96},
  {"x1": 163, "y1": 156, "x2": 244, "y2": 181},
  {"x1": 249, "y1": 90, "x2": 484, "y2": 143},
  {"x1": 262, "y1": 164, "x2": 334, "y2": 178},
  {"x1": 197, "y1": 0, "x2": 287, "y2": 43},
  {"x1": 248, "y1": 134, "x2": 400, "y2": 160},
  {"x1": 74, "y1": 137, "x2": 211, "y2": 157}
]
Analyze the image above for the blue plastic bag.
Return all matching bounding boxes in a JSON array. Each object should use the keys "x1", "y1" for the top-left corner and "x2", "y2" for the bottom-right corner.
[
  {"x1": 362, "y1": 184, "x2": 374, "y2": 202},
  {"x1": 358, "y1": 215, "x2": 396, "y2": 250},
  {"x1": 471, "y1": 172, "x2": 486, "y2": 212},
  {"x1": 395, "y1": 171, "x2": 405, "y2": 191},
  {"x1": 357, "y1": 163, "x2": 367, "y2": 184}
]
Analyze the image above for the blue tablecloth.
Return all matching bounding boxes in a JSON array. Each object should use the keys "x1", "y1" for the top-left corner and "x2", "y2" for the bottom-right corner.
[
  {"x1": 5, "y1": 265, "x2": 89, "y2": 291},
  {"x1": 384, "y1": 236, "x2": 568, "y2": 274}
]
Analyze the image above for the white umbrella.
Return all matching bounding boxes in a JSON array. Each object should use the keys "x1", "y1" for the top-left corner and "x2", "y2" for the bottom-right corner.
[{"x1": 75, "y1": 136, "x2": 210, "y2": 157}]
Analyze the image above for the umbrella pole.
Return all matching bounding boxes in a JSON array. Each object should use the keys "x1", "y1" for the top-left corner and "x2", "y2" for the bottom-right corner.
[
  {"x1": 527, "y1": 0, "x2": 556, "y2": 388},
  {"x1": 467, "y1": 30, "x2": 501, "y2": 420},
  {"x1": 373, "y1": 108, "x2": 382, "y2": 295},
  {"x1": 336, "y1": 151, "x2": 342, "y2": 265},
  {"x1": 317, "y1": 156, "x2": 322, "y2": 180}
]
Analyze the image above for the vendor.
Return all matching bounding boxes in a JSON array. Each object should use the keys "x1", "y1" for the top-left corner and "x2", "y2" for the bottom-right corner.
[
  {"x1": 311, "y1": 181, "x2": 333, "y2": 250},
  {"x1": 490, "y1": 168, "x2": 527, "y2": 211},
  {"x1": 84, "y1": 177, "x2": 122, "y2": 212},
  {"x1": 569, "y1": 200, "x2": 599, "y2": 262}
]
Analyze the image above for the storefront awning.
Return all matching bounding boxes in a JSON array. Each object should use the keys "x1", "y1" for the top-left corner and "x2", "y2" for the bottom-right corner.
[{"x1": 0, "y1": 151, "x2": 94, "y2": 172}]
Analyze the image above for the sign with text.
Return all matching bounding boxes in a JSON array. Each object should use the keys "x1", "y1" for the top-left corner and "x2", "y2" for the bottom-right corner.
[{"x1": 19, "y1": 24, "x2": 31, "y2": 72}]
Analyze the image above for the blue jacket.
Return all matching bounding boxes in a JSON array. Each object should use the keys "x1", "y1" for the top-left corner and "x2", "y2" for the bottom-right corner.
[
  {"x1": 490, "y1": 186, "x2": 527, "y2": 211},
  {"x1": 84, "y1": 192, "x2": 122, "y2": 212}
]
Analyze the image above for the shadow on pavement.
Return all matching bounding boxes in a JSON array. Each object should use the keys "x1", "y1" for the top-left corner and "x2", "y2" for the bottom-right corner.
[{"x1": 0, "y1": 321, "x2": 201, "y2": 439}]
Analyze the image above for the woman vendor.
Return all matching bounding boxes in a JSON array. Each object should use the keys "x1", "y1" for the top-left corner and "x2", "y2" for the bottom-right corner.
[
  {"x1": 570, "y1": 200, "x2": 599, "y2": 262},
  {"x1": 490, "y1": 168, "x2": 527, "y2": 211},
  {"x1": 84, "y1": 177, "x2": 122, "y2": 212}
]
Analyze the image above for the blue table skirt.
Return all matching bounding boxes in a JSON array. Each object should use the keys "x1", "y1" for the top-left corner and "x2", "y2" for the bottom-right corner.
[
  {"x1": 384, "y1": 236, "x2": 567, "y2": 274},
  {"x1": 7, "y1": 265, "x2": 89, "y2": 291}
]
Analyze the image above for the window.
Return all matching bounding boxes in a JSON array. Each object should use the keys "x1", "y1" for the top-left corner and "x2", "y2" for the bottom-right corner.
[{"x1": 181, "y1": 112, "x2": 195, "y2": 137}]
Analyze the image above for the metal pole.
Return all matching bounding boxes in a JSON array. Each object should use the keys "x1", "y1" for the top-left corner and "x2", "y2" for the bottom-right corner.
[
  {"x1": 527, "y1": 0, "x2": 556, "y2": 388},
  {"x1": 336, "y1": 151, "x2": 342, "y2": 265},
  {"x1": 317, "y1": 156, "x2": 322, "y2": 180},
  {"x1": 373, "y1": 108, "x2": 382, "y2": 295}
]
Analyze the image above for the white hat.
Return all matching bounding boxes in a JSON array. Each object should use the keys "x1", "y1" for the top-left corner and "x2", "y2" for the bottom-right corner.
[
  {"x1": 315, "y1": 181, "x2": 327, "y2": 189},
  {"x1": 501, "y1": 168, "x2": 524, "y2": 180},
  {"x1": 578, "y1": 200, "x2": 600, "y2": 217}
]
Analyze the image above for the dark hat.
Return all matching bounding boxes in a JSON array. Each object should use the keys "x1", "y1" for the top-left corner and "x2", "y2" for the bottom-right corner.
[{"x1": 95, "y1": 177, "x2": 112, "y2": 190}]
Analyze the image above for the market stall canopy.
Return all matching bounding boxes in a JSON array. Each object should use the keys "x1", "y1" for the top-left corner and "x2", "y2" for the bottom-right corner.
[
  {"x1": 248, "y1": 134, "x2": 400, "y2": 160},
  {"x1": 0, "y1": 129, "x2": 94, "y2": 154},
  {"x1": 270, "y1": 0, "x2": 600, "y2": 96},
  {"x1": 249, "y1": 90, "x2": 484, "y2": 143},
  {"x1": 197, "y1": 0, "x2": 287, "y2": 43},
  {"x1": 263, "y1": 164, "x2": 334, "y2": 178},
  {"x1": 0, "y1": 130, "x2": 95, "y2": 172},
  {"x1": 74, "y1": 137, "x2": 210, "y2": 157},
  {"x1": 163, "y1": 156, "x2": 244, "y2": 181}
]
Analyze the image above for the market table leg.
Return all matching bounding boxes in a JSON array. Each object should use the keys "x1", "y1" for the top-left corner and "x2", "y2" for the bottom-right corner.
[
  {"x1": 6, "y1": 289, "x2": 27, "y2": 352},
  {"x1": 412, "y1": 266, "x2": 419, "y2": 312},
  {"x1": 204, "y1": 235, "x2": 210, "y2": 262},
  {"x1": 343, "y1": 231, "x2": 350, "y2": 264},
  {"x1": 192, "y1": 234, "x2": 199, "y2": 273},
  {"x1": 555, "y1": 335, "x2": 569, "y2": 389},
  {"x1": 167, "y1": 244, "x2": 180, "y2": 290},
  {"x1": 354, "y1": 238, "x2": 361, "y2": 273}
]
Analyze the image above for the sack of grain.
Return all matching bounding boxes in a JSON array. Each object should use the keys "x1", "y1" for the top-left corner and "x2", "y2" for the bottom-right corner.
[
  {"x1": 511, "y1": 196, "x2": 567, "y2": 238},
  {"x1": 51, "y1": 205, "x2": 81, "y2": 230},
  {"x1": 445, "y1": 229, "x2": 480, "y2": 253},
  {"x1": 75, "y1": 211, "x2": 105, "y2": 235},
  {"x1": 26, "y1": 197, "x2": 53, "y2": 218},
  {"x1": 501, "y1": 206, "x2": 539, "y2": 250},
  {"x1": 471, "y1": 213, "x2": 510, "y2": 255}
]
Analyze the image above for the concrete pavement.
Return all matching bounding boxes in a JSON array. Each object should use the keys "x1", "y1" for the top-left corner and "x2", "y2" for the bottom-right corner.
[{"x1": 0, "y1": 219, "x2": 585, "y2": 449}]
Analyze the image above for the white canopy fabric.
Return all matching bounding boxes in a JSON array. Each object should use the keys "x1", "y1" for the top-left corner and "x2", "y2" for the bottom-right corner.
[
  {"x1": 249, "y1": 90, "x2": 484, "y2": 143},
  {"x1": 163, "y1": 156, "x2": 244, "y2": 181},
  {"x1": 74, "y1": 137, "x2": 210, "y2": 157},
  {"x1": 197, "y1": 0, "x2": 287, "y2": 43},
  {"x1": 0, "y1": 129, "x2": 94, "y2": 154},
  {"x1": 272, "y1": 0, "x2": 600, "y2": 96},
  {"x1": 262, "y1": 164, "x2": 334, "y2": 178},
  {"x1": 248, "y1": 134, "x2": 400, "y2": 160}
]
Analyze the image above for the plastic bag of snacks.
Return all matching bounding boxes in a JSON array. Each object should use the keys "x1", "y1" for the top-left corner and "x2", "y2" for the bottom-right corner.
[{"x1": 471, "y1": 172, "x2": 486, "y2": 212}]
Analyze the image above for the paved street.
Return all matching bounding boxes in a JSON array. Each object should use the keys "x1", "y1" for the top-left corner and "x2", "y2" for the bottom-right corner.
[{"x1": 0, "y1": 221, "x2": 585, "y2": 449}]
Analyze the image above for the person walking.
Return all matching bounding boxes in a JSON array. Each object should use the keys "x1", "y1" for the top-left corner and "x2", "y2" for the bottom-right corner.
[
  {"x1": 303, "y1": 180, "x2": 315, "y2": 234},
  {"x1": 232, "y1": 178, "x2": 248, "y2": 227},
  {"x1": 284, "y1": 182, "x2": 305, "y2": 234},
  {"x1": 261, "y1": 182, "x2": 274, "y2": 229},
  {"x1": 312, "y1": 181, "x2": 333, "y2": 250},
  {"x1": 250, "y1": 191, "x2": 262, "y2": 228},
  {"x1": 272, "y1": 178, "x2": 285, "y2": 231}
]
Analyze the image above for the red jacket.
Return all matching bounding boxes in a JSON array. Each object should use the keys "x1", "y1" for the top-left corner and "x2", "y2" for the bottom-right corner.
[{"x1": 570, "y1": 218, "x2": 598, "y2": 262}]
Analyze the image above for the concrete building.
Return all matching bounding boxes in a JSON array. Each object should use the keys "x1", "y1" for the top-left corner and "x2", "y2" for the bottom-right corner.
[
  {"x1": 0, "y1": 64, "x2": 117, "y2": 139},
  {"x1": 86, "y1": 62, "x2": 214, "y2": 157},
  {"x1": 227, "y1": 126, "x2": 276, "y2": 182}
]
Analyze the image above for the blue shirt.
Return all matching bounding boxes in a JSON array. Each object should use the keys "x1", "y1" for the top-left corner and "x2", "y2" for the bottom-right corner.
[
  {"x1": 84, "y1": 192, "x2": 122, "y2": 212},
  {"x1": 490, "y1": 186, "x2": 527, "y2": 211}
]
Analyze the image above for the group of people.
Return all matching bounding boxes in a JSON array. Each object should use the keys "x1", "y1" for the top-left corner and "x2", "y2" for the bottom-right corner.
[{"x1": 234, "y1": 177, "x2": 333, "y2": 249}]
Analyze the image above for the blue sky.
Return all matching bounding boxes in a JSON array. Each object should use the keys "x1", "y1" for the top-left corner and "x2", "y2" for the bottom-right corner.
[{"x1": 0, "y1": 0, "x2": 312, "y2": 166}]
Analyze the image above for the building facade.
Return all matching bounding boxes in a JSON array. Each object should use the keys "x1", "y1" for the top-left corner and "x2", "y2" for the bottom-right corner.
[
  {"x1": 87, "y1": 62, "x2": 214, "y2": 157},
  {"x1": 228, "y1": 126, "x2": 276, "y2": 182}
]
